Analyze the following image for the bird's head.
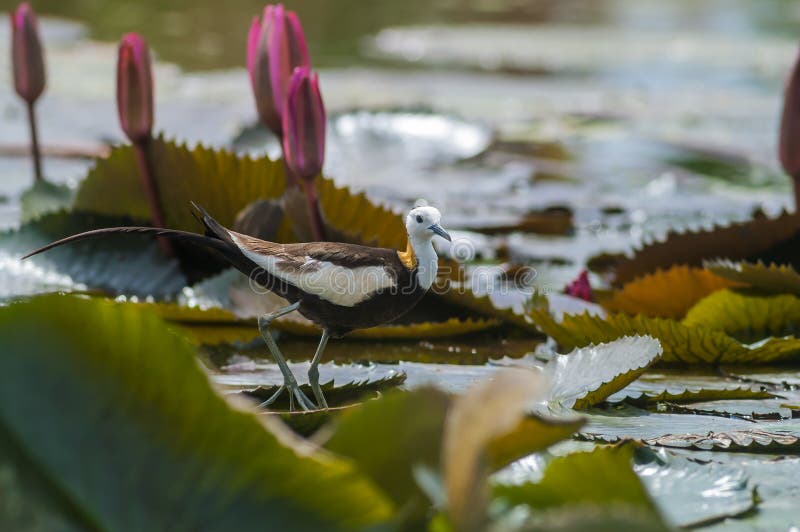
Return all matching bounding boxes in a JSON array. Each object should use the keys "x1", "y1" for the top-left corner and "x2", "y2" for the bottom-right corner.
[{"x1": 405, "y1": 205, "x2": 451, "y2": 242}]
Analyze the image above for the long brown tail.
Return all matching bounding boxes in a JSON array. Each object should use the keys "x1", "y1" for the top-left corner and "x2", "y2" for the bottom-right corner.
[{"x1": 21, "y1": 226, "x2": 229, "y2": 260}]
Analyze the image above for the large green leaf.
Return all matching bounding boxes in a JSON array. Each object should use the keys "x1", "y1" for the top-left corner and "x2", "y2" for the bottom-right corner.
[
  {"x1": 706, "y1": 259, "x2": 800, "y2": 296},
  {"x1": 0, "y1": 211, "x2": 186, "y2": 300},
  {"x1": 0, "y1": 295, "x2": 392, "y2": 530},
  {"x1": 323, "y1": 388, "x2": 450, "y2": 525},
  {"x1": 73, "y1": 137, "x2": 290, "y2": 236},
  {"x1": 530, "y1": 307, "x2": 800, "y2": 364},
  {"x1": 493, "y1": 443, "x2": 662, "y2": 519},
  {"x1": 683, "y1": 289, "x2": 800, "y2": 341},
  {"x1": 544, "y1": 336, "x2": 662, "y2": 409},
  {"x1": 609, "y1": 374, "x2": 773, "y2": 405}
]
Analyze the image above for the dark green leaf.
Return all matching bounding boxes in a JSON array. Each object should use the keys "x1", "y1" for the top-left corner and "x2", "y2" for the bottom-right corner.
[{"x1": 0, "y1": 295, "x2": 392, "y2": 530}]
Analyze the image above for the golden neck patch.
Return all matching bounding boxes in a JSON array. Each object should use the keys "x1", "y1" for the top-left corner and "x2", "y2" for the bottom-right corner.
[{"x1": 397, "y1": 240, "x2": 417, "y2": 270}]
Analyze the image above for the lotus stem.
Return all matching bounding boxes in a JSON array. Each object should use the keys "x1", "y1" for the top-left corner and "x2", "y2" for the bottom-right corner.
[
  {"x1": 25, "y1": 101, "x2": 42, "y2": 182},
  {"x1": 133, "y1": 139, "x2": 173, "y2": 256},
  {"x1": 303, "y1": 179, "x2": 327, "y2": 242}
]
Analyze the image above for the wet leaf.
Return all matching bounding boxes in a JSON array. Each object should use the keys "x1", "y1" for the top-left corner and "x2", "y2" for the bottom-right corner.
[
  {"x1": 73, "y1": 137, "x2": 293, "y2": 238},
  {"x1": 486, "y1": 414, "x2": 586, "y2": 471},
  {"x1": 706, "y1": 259, "x2": 800, "y2": 296},
  {"x1": 0, "y1": 211, "x2": 186, "y2": 300},
  {"x1": 323, "y1": 388, "x2": 450, "y2": 525},
  {"x1": 496, "y1": 505, "x2": 670, "y2": 532},
  {"x1": 683, "y1": 289, "x2": 800, "y2": 342},
  {"x1": 239, "y1": 372, "x2": 407, "y2": 411},
  {"x1": 545, "y1": 336, "x2": 662, "y2": 409},
  {"x1": 493, "y1": 443, "x2": 662, "y2": 520},
  {"x1": 634, "y1": 447, "x2": 758, "y2": 528},
  {"x1": 595, "y1": 211, "x2": 800, "y2": 287},
  {"x1": 599, "y1": 265, "x2": 739, "y2": 319},
  {"x1": 0, "y1": 295, "x2": 392, "y2": 530},
  {"x1": 529, "y1": 307, "x2": 800, "y2": 364},
  {"x1": 19, "y1": 180, "x2": 74, "y2": 223},
  {"x1": 610, "y1": 380, "x2": 773, "y2": 405},
  {"x1": 642, "y1": 430, "x2": 800, "y2": 453}
]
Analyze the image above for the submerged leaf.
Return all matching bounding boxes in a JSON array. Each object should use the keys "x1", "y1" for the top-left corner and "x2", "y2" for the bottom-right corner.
[
  {"x1": 599, "y1": 265, "x2": 739, "y2": 319},
  {"x1": 0, "y1": 295, "x2": 392, "y2": 530},
  {"x1": 545, "y1": 336, "x2": 662, "y2": 409}
]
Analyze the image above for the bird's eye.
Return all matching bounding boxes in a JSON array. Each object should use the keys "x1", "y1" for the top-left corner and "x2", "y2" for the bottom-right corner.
[{"x1": 416, "y1": 215, "x2": 423, "y2": 223}]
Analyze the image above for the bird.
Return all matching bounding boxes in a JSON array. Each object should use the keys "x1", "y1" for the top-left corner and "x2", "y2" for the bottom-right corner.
[{"x1": 22, "y1": 202, "x2": 452, "y2": 411}]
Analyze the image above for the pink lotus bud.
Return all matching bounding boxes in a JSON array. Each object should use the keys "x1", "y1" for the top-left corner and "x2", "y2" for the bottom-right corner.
[
  {"x1": 282, "y1": 67, "x2": 325, "y2": 182},
  {"x1": 116, "y1": 33, "x2": 154, "y2": 144},
  {"x1": 10, "y1": 2, "x2": 45, "y2": 104},
  {"x1": 781, "y1": 47, "x2": 800, "y2": 175},
  {"x1": 564, "y1": 270, "x2": 593, "y2": 302},
  {"x1": 247, "y1": 4, "x2": 309, "y2": 135}
]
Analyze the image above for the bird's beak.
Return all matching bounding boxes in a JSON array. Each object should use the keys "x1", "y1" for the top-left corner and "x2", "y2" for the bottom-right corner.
[{"x1": 429, "y1": 224, "x2": 452, "y2": 242}]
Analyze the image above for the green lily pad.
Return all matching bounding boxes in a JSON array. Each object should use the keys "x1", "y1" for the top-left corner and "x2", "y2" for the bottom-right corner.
[
  {"x1": 19, "y1": 180, "x2": 74, "y2": 223},
  {"x1": 323, "y1": 387, "x2": 450, "y2": 526},
  {"x1": 240, "y1": 372, "x2": 407, "y2": 411},
  {"x1": 0, "y1": 295, "x2": 392, "y2": 530},
  {"x1": 529, "y1": 307, "x2": 800, "y2": 365},
  {"x1": 683, "y1": 289, "x2": 800, "y2": 342},
  {"x1": 706, "y1": 260, "x2": 800, "y2": 296}
]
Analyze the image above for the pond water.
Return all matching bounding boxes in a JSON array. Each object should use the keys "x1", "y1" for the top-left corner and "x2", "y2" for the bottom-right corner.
[
  {"x1": 0, "y1": 0, "x2": 797, "y2": 293},
  {"x1": 4, "y1": 2, "x2": 800, "y2": 527}
]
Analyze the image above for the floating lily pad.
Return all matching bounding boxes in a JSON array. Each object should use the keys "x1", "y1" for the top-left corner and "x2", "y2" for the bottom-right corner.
[
  {"x1": 609, "y1": 374, "x2": 774, "y2": 405},
  {"x1": 0, "y1": 211, "x2": 186, "y2": 299},
  {"x1": 683, "y1": 289, "x2": 800, "y2": 342},
  {"x1": 634, "y1": 447, "x2": 758, "y2": 528},
  {"x1": 0, "y1": 294, "x2": 392, "y2": 530},
  {"x1": 239, "y1": 372, "x2": 407, "y2": 411},
  {"x1": 530, "y1": 307, "x2": 800, "y2": 365},
  {"x1": 643, "y1": 430, "x2": 800, "y2": 453},
  {"x1": 706, "y1": 260, "x2": 800, "y2": 297},
  {"x1": 599, "y1": 265, "x2": 739, "y2": 319}
]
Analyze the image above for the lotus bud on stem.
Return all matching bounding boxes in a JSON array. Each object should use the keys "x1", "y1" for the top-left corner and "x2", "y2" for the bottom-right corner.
[
  {"x1": 780, "y1": 45, "x2": 800, "y2": 210},
  {"x1": 11, "y1": 2, "x2": 46, "y2": 183},
  {"x1": 116, "y1": 33, "x2": 172, "y2": 255},
  {"x1": 247, "y1": 3, "x2": 310, "y2": 190},
  {"x1": 282, "y1": 67, "x2": 327, "y2": 241}
]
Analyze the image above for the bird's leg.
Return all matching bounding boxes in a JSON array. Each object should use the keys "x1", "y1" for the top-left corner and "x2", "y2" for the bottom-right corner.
[
  {"x1": 308, "y1": 329, "x2": 330, "y2": 409},
  {"x1": 257, "y1": 302, "x2": 316, "y2": 411}
]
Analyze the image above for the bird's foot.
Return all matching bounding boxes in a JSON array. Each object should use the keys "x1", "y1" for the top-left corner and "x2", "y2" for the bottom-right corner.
[{"x1": 257, "y1": 380, "x2": 317, "y2": 411}]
